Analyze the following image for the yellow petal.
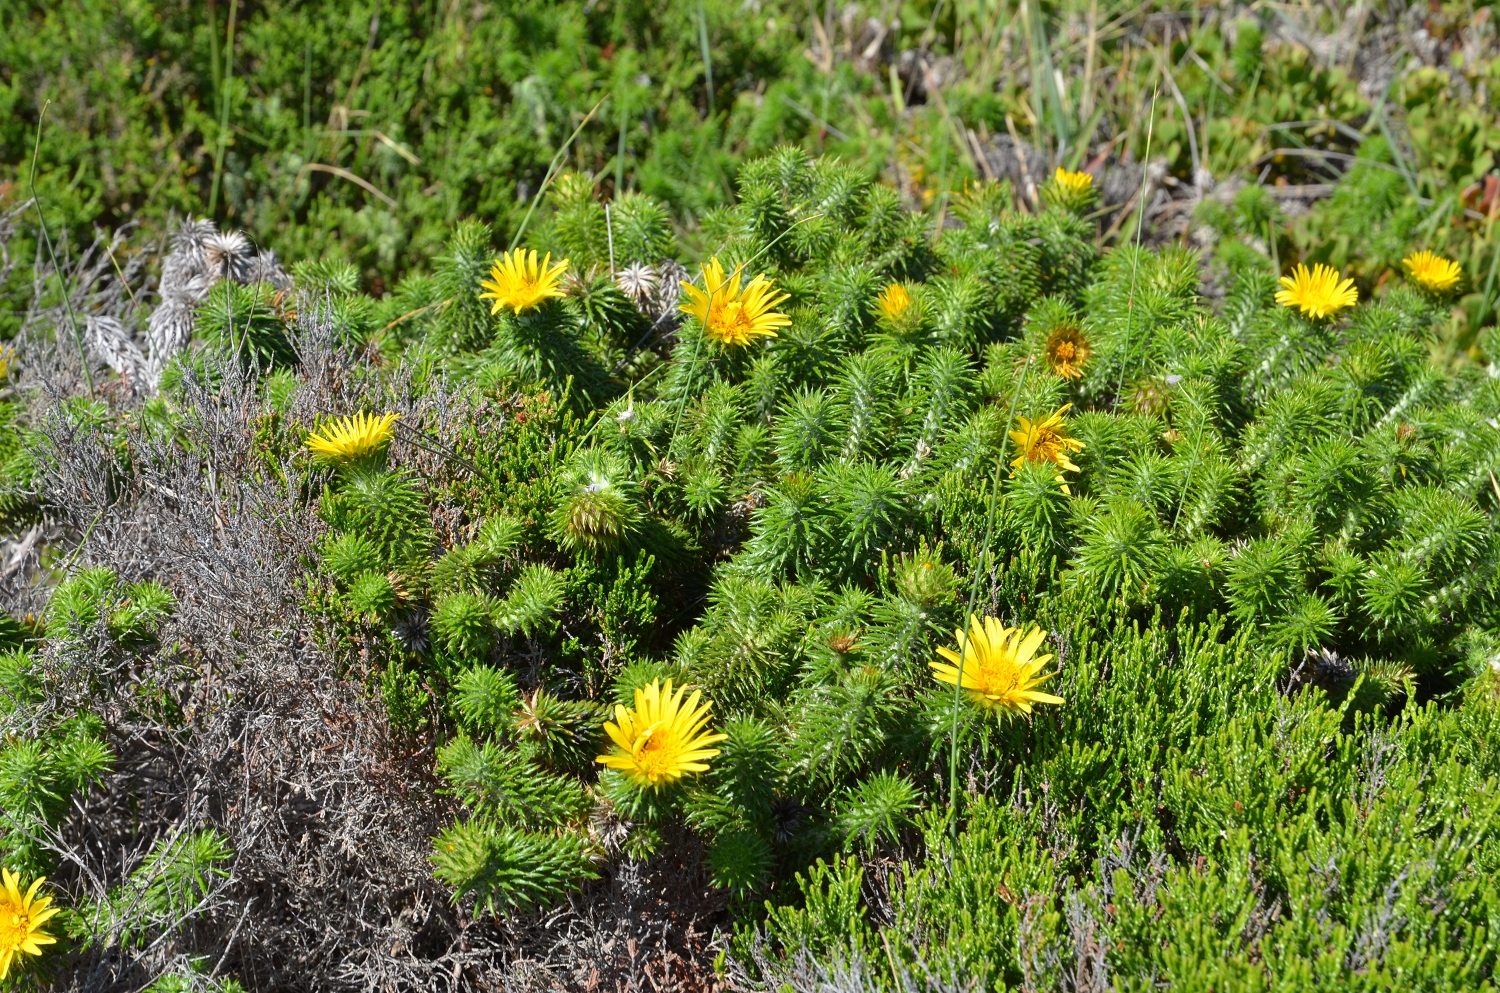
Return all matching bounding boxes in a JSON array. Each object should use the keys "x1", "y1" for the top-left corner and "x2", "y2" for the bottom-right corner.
[{"x1": 1014, "y1": 627, "x2": 1048, "y2": 664}]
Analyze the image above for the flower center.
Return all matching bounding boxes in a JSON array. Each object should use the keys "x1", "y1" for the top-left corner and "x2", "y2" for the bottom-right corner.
[
  {"x1": 1029, "y1": 428, "x2": 1060, "y2": 458},
  {"x1": 0, "y1": 911, "x2": 31, "y2": 948},
  {"x1": 1053, "y1": 341, "x2": 1076, "y2": 362},
  {"x1": 631, "y1": 722, "x2": 680, "y2": 780},
  {"x1": 975, "y1": 655, "x2": 1019, "y2": 698},
  {"x1": 712, "y1": 300, "x2": 753, "y2": 339}
]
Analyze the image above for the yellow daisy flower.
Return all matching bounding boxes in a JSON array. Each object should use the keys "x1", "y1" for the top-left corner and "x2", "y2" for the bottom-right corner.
[
  {"x1": 1042, "y1": 167, "x2": 1096, "y2": 211},
  {"x1": 931, "y1": 614, "x2": 1064, "y2": 715},
  {"x1": 1044, "y1": 325, "x2": 1091, "y2": 380},
  {"x1": 1010, "y1": 403, "x2": 1085, "y2": 472},
  {"x1": 876, "y1": 283, "x2": 913, "y2": 321},
  {"x1": 597, "y1": 678, "x2": 728, "y2": 789},
  {"x1": 479, "y1": 248, "x2": 570, "y2": 315},
  {"x1": 1051, "y1": 168, "x2": 1093, "y2": 197},
  {"x1": 1274, "y1": 263, "x2": 1358, "y2": 320},
  {"x1": 0, "y1": 869, "x2": 58, "y2": 981},
  {"x1": 679, "y1": 258, "x2": 791, "y2": 347},
  {"x1": 1402, "y1": 250, "x2": 1462, "y2": 293},
  {"x1": 306, "y1": 411, "x2": 399, "y2": 463}
]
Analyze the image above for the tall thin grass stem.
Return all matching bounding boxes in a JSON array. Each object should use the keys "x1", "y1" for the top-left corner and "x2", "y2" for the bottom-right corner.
[
  {"x1": 28, "y1": 101, "x2": 92, "y2": 396},
  {"x1": 948, "y1": 352, "x2": 1035, "y2": 833},
  {"x1": 209, "y1": 0, "x2": 240, "y2": 216},
  {"x1": 1114, "y1": 84, "x2": 1158, "y2": 408},
  {"x1": 508, "y1": 98, "x2": 606, "y2": 251}
]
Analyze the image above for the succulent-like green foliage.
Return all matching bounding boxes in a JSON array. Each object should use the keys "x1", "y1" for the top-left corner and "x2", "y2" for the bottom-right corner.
[
  {"x1": 436, "y1": 737, "x2": 589, "y2": 828},
  {"x1": 0, "y1": 707, "x2": 114, "y2": 873},
  {"x1": 431, "y1": 592, "x2": 497, "y2": 663},
  {"x1": 707, "y1": 828, "x2": 774, "y2": 896},
  {"x1": 453, "y1": 665, "x2": 521, "y2": 736},
  {"x1": 322, "y1": 533, "x2": 383, "y2": 583},
  {"x1": 549, "y1": 449, "x2": 641, "y2": 554},
  {"x1": 321, "y1": 467, "x2": 432, "y2": 566},
  {"x1": 47, "y1": 568, "x2": 176, "y2": 645},
  {"x1": 273, "y1": 140, "x2": 1500, "y2": 973},
  {"x1": 195, "y1": 281, "x2": 293, "y2": 370},
  {"x1": 494, "y1": 564, "x2": 565, "y2": 636},
  {"x1": 346, "y1": 572, "x2": 397, "y2": 621},
  {"x1": 835, "y1": 771, "x2": 917, "y2": 852},
  {"x1": 431, "y1": 821, "x2": 596, "y2": 916}
]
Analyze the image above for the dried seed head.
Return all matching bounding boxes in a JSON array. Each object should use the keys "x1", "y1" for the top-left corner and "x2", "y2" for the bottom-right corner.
[
  {"x1": 204, "y1": 230, "x2": 253, "y2": 283},
  {"x1": 615, "y1": 262, "x2": 658, "y2": 303}
]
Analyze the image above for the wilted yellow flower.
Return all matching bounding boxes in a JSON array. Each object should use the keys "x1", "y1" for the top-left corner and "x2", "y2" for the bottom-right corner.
[
  {"x1": 597, "y1": 678, "x2": 727, "y2": 789},
  {"x1": 1275, "y1": 263, "x2": 1358, "y2": 320},
  {"x1": 0, "y1": 869, "x2": 57, "y2": 981},
  {"x1": 1402, "y1": 250, "x2": 1462, "y2": 293},
  {"x1": 1010, "y1": 404, "x2": 1084, "y2": 473},
  {"x1": 1044, "y1": 325, "x2": 1091, "y2": 380},
  {"x1": 876, "y1": 283, "x2": 912, "y2": 321},
  {"x1": 679, "y1": 258, "x2": 791, "y2": 347},
  {"x1": 931, "y1": 614, "x2": 1063, "y2": 715},
  {"x1": 306, "y1": 411, "x2": 399, "y2": 463},
  {"x1": 479, "y1": 248, "x2": 570, "y2": 315}
]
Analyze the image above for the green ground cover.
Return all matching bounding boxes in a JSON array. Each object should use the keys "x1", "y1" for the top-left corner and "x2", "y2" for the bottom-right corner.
[{"x1": 2, "y1": 2, "x2": 1500, "y2": 991}]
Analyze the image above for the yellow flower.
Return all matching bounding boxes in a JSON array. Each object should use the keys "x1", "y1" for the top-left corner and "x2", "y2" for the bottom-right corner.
[
  {"x1": 1403, "y1": 250, "x2": 1462, "y2": 293},
  {"x1": 1010, "y1": 404, "x2": 1085, "y2": 474},
  {"x1": 931, "y1": 614, "x2": 1064, "y2": 715},
  {"x1": 679, "y1": 258, "x2": 791, "y2": 347},
  {"x1": 306, "y1": 411, "x2": 399, "y2": 463},
  {"x1": 1274, "y1": 263, "x2": 1358, "y2": 320},
  {"x1": 597, "y1": 678, "x2": 728, "y2": 789},
  {"x1": 0, "y1": 869, "x2": 57, "y2": 981},
  {"x1": 1042, "y1": 168, "x2": 1096, "y2": 211},
  {"x1": 1044, "y1": 325, "x2": 1091, "y2": 380},
  {"x1": 1051, "y1": 168, "x2": 1093, "y2": 197},
  {"x1": 479, "y1": 248, "x2": 570, "y2": 315},
  {"x1": 876, "y1": 283, "x2": 912, "y2": 321}
]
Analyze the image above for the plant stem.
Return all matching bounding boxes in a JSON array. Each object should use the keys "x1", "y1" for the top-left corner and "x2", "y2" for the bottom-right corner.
[
  {"x1": 28, "y1": 101, "x2": 93, "y2": 396},
  {"x1": 1114, "y1": 84, "x2": 1158, "y2": 409},
  {"x1": 948, "y1": 352, "x2": 1034, "y2": 833},
  {"x1": 1475, "y1": 213, "x2": 1500, "y2": 331},
  {"x1": 303, "y1": 38, "x2": 314, "y2": 163},
  {"x1": 616, "y1": 89, "x2": 629, "y2": 196},
  {"x1": 697, "y1": 0, "x2": 714, "y2": 119},
  {"x1": 209, "y1": 0, "x2": 240, "y2": 216},
  {"x1": 509, "y1": 98, "x2": 606, "y2": 251}
]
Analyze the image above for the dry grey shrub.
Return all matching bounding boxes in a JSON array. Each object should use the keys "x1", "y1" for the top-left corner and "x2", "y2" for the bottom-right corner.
[
  {"x1": 2, "y1": 290, "x2": 732, "y2": 991},
  {"x1": 729, "y1": 936, "x2": 975, "y2": 993},
  {"x1": 10, "y1": 213, "x2": 292, "y2": 392},
  {"x1": 144, "y1": 218, "x2": 291, "y2": 389}
]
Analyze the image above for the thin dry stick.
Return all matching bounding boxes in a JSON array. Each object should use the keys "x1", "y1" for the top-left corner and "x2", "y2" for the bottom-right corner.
[
  {"x1": 1004, "y1": 113, "x2": 1039, "y2": 209},
  {"x1": 606, "y1": 202, "x2": 616, "y2": 275},
  {"x1": 295, "y1": 163, "x2": 398, "y2": 207},
  {"x1": 1080, "y1": 0, "x2": 1098, "y2": 122},
  {"x1": 104, "y1": 238, "x2": 140, "y2": 311}
]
